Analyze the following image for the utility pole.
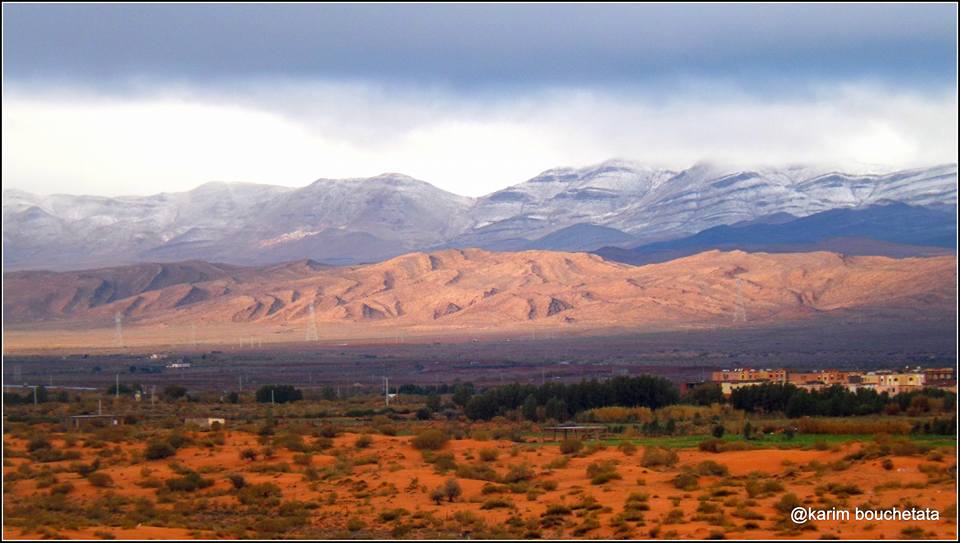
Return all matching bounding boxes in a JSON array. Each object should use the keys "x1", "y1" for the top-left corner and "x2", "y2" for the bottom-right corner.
[
  {"x1": 98, "y1": 399, "x2": 103, "y2": 415},
  {"x1": 384, "y1": 376, "x2": 390, "y2": 407},
  {"x1": 115, "y1": 374, "x2": 119, "y2": 399},
  {"x1": 33, "y1": 386, "x2": 38, "y2": 406},
  {"x1": 271, "y1": 389, "x2": 275, "y2": 405}
]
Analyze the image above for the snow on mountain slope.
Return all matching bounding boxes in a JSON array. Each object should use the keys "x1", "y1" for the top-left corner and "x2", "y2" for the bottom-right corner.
[{"x1": 3, "y1": 161, "x2": 956, "y2": 271}]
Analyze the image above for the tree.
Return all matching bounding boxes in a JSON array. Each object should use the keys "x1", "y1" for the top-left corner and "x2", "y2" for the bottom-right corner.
[
  {"x1": 452, "y1": 383, "x2": 474, "y2": 408},
  {"x1": 742, "y1": 421, "x2": 754, "y2": 440},
  {"x1": 545, "y1": 397, "x2": 567, "y2": 422},
  {"x1": 426, "y1": 393, "x2": 442, "y2": 412},
  {"x1": 522, "y1": 394, "x2": 539, "y2": 421},
  {"x1": 320, "y1": 386, "x2": 337, "y2": 401},
  {"x1": 712, "y1": 425, "x2": 725, "y2": 439},
  {"x1": 255, "y1": 385, "x2": 302, "y2": 404},
  {"x1": 683, "y1": 383, "x2": 724, "y2": 406},
  {"x1": 442, "y1": 478, "x2": 462, "y2": 502},
  {"x1": 162, "y1": 385, "x2": 188, "y2": 401}
]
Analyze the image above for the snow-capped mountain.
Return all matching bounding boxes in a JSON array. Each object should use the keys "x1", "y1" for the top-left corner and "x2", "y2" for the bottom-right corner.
[{"x1": 3, "y1": 161, "x2": 956, "y2": 271}]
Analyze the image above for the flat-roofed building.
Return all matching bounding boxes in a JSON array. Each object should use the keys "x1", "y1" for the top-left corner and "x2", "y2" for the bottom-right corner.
[
  {"x1": 712, "y1": 368, "x2": 787, "y2": 384},
  {"x1": 924, "y1": 367, "x2": 955, "y2": 388}
]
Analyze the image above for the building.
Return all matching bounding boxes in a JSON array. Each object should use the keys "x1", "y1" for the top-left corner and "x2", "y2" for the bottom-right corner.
[
  {"x1": 711, "y1": 368, "x2": 787, "y2": 384},
  {"x1": 876, "y1": 372, "x2": 925, "y2": 394},
  {"x1": 923, "y1": 367, "x2": 955, "y2": 388}
]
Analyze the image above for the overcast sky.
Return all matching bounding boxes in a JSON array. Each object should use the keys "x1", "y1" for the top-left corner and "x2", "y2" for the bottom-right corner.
[{"x1": 3, "y1": 3, "x2": 957, "y2": 197}]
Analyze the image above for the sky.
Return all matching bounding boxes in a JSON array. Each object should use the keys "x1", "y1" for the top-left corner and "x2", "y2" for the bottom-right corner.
[{"x1": 2, "y1": 3, "x2": 957, "y2": 197}]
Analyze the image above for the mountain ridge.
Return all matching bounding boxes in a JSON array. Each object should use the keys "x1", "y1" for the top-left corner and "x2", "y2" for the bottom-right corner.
[{"x1": 4, "y1": 160, "x2": 956, "y2": 271}]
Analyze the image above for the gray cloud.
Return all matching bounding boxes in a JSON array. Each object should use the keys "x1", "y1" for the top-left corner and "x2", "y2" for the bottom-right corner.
[{"x1": 3, "y1": 3, "x2": 956, "y2": 89}]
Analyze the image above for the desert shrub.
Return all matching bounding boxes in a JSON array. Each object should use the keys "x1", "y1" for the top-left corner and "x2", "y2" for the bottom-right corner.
[
  {"x1": 456, "y1": 463, "x2": 499, "y2": 482},
  {"x1": 346, "y1": 518, "x2": 365, "y2": 532},
  {"x1": 617, "y1": 442, "x2": 637, "y2": 455},
  {"x1": 293, "y1": 453, "x2": 313, "y2": 466},
  {"x1": 478, "y1": 448, "x2": 499, "y2": 462},
  {"x1": 695, "y1": 460, "x2": 729, "y2": 477},
  {"x1": 411, "y1": 429, "x2": 448, "y2": 451},
  {"x1": 228, "y1": 474, "x2": 246, "y2": 489},
  {"x1": 745, "y1": 478, "x2": 783, "y2": 498},
  {"x1": 238, "y1": 482, "x2": 283, "y2": 506},
  {"x1": 165, "y1": 471, "x2": 214, "y2": 492},
  {"x1": 378, "y1": 508, "x2": 409, "y2": 522},
  {"x1": 355, "y1": 434, "x2": 373, "y2": 449},
  {"x1": 774, "y1": 492, "x2": 802, "y2": 514},
  {"x1": 87, "y1": 472, "x2": 114, "y2": 488},
  {"x1": 32, "y1": 448, "x2": 82, "y2": 463},
  {"x1": 560, "y1": 438, "x2": 583, "y2": 455},
  {"x1": 27, "y1": 436, "x2": 52, "y2": 452},
  {"x1": 672, "y1": 472, "x2": 699, "y2": 491},
  {"x1": 502, "y1": 463, "x2": 535, "y2": 483},
  {"x1": 546, "y1": 456, "x2": 569, "y2": 470},
  {"x1": 144, "y1": 441, "x2": 175, "y2": 460},
  {"x1": 482, "y1": 498, "x2": 514, "y2": 509},
  {"x1": 641, "y1": 446, "x2": 678, "y2": 467},
  {"x1": 50, "y1": 481, "x2": 75, "y2": 495},
  {"x1": 165, "y1": 431, "x2": 192, "y2": 450},
  {"x1": 882, "y1": 459, "x2": 894, "y2": 470},
  {"x1": 572, "y1": 515, "x2": 601, "y2": 535},
  {"x1": 423, "y1": 451, "x2": 457, "y2": 473},
  {"x1": 277, "y1": 433, "x2": 308, "y2": 452},
  {"x1": 543, "y1": 504, "x2": 572, "y2": 516},
  {"x1": 586, "y1": 460, "x2": 622, "y2": 485},
  {"x1": 318, "y1": 424, "x2": 339, "y2": 438}
]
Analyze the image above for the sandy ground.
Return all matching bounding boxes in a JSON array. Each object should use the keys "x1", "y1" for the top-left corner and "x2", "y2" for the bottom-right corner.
[{"x1": 4, "y1": 430, "x2": 957, "y2": 539}]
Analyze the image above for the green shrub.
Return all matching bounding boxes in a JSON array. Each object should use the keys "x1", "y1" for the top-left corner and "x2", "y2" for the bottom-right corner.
[
  {"x1": 503, "y1": 463, "x2": 535, "y2": 483},
  {"x1": 641, "y1": 446, "x2": 678, "y2": 467},
  {"x1": 586, "y1": 460, "x2": 622, "y2": 485},
  {"x1": 456, "y1": 463, "x2": 499, "y2": 482},
  {"x1": 355, "y1": 435, "x2": 373, "y2": 449},
  {"x1": 481, "y1": 498, "x2": 514, "y2": 509},
  {"x1": 27, "y1": 436, "x2": 52, "y2": 452},
  {"x1": 672, "y1": 472, "x2": 699, "y2": 491},
  {"x1": 478, "y1": 448, "x2": 499, "y2": 462},
  {"x1": 228, "y1": 474, "x2": 246, "y2": 489},
  {"x1": 87, "y1": 472, "x2": 114, "y2": 488},
  {"x1": 560, "y1": 438, "x2": 583, "y2": 455},
  {"x1": 165, "y1": 471, "x2": 213, "y2": 492},
  {"x1": 695, "y1": 460, "x2": 729, "y2": 476},
  {"x1": 238, "y1": 482, "x2": 283, "y2": 506},
  {"x1": 144, "y1": 441, "x2": 175, "y2": 460},
  {"x1": 411, "y1": 429, "x2": 448, "y2": 451},
  {"x1": 774, "y1": 492, "x2": 802, "y2": 514}
]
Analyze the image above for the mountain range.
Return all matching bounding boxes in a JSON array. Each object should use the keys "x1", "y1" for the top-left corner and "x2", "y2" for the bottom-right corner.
[
  {"x1": 4, "y1": 249, "x2": 955, "y2": 350},
  {"x1": 4, "y1": 161, "x2": 957, "y2": 271}
]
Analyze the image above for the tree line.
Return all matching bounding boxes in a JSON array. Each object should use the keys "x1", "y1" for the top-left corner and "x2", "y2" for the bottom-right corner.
[{"x1": 463, "y1": 375, "x2": 680, "y2": 421}]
